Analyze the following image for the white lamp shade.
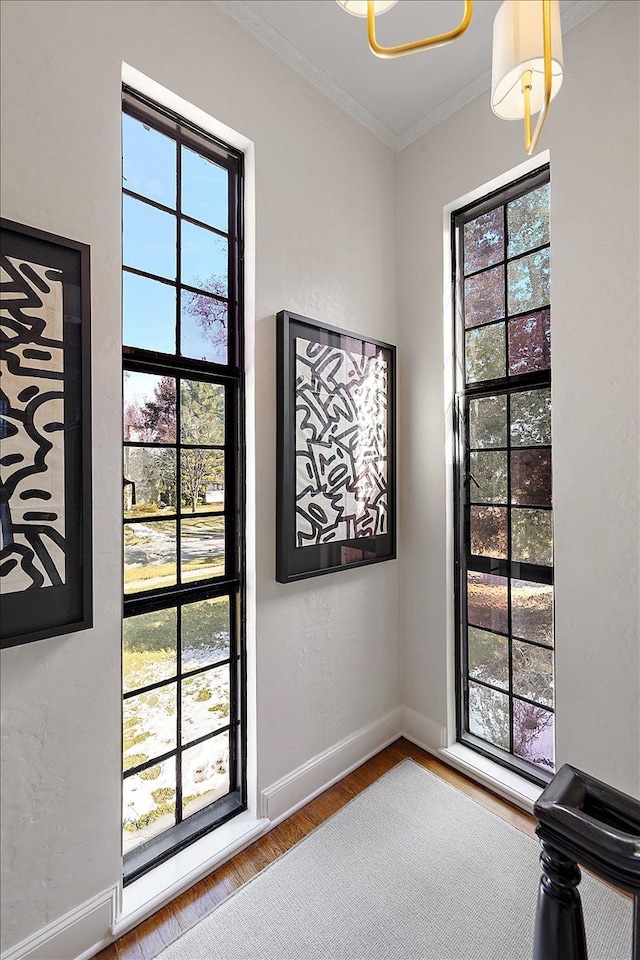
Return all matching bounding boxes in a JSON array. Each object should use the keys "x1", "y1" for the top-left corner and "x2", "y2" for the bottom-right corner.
[
  {"x1": 336, "y1": 0, "x2": 398, "y2": 17},
  {"x1": 491, "y1": 0, "x2": 563, "y2": 120}
]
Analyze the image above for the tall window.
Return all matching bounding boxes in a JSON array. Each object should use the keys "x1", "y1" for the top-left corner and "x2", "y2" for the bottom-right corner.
[
  {"x1": 121, "y1": 89, "x2": 245, "y2": 882},
  {"x1": 453, "y1": 166, "x2": 554, "y2": 784}
]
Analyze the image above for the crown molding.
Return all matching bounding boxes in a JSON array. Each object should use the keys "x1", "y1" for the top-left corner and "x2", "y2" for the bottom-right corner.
[
  {"x1": 214, "y1": 0, "x2": 610, "y2": 153},
  {"x1": 395, "y1": 65, "x2": 493, "y2": 152},
  {"x1": 397, "y1": 0, "x2": 610, "y2": 150},
  {"x1": 213, "y1": 0, "x2": 398, "y2": 148}
]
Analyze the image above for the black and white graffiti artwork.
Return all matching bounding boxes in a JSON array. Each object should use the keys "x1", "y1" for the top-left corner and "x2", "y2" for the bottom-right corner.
[
  {"x1": 295, "y1": 336, "x2": 388, "y2": 546},
  {"x1": 0, "y1": 255, "x2": 67, "y2": 593}
]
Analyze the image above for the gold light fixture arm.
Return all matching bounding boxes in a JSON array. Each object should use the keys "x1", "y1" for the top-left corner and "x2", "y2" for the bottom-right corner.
[
  {"x1": 366, "y1": 0, "x2": 473, "y2": 59},
  {"x1": 522, "y1": 0, "x2": 553, "y2": 155}
]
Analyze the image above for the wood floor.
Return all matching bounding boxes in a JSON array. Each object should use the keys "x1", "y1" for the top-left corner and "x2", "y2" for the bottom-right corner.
[{"x1": 96, "y1": 737, "x2": 536, "y2": 960}]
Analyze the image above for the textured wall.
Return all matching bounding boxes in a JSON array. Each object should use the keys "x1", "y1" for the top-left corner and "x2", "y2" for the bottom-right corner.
[
  {"x1": 397, "y1": 0, "x2": 639, "y2": 795},
  {"x1": 0, "y1": 1, "x2": 399, "y2": 952},
  {"x1": 1, "y1": 1, "x2": 638, "y2": 956}
]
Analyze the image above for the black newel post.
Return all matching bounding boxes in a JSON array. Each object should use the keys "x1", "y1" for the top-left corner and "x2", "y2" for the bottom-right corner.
[
  {"x1": 533, "y1": 840, "x2": 587, "y2": 960},
  {"x1": 532, "y1": 764, "x2": 640, "y2": 960}
]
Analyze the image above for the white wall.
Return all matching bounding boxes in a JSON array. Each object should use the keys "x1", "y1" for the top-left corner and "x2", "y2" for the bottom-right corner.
[
  {"x1": 2, "y1": 0, "x2": 639, "y2": 956},
  {"x1": 398, "y1": 1, "x2": 639, "y2": 795},
  {"x1": 0, "y1": 1, "x2": 399, "y2": 954}
]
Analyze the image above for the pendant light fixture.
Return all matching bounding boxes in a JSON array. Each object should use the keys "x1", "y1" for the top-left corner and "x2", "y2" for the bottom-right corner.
[
  {"x1": 336, "y1": 0, "x2": 564, "y2": 155},
  {"x1": 336, "y1": 0, "x2": 473, "y2": 58},
  {"x1": 336, "y1": 1, "x2": 398, "y2": 15},
  {"x1": 491, "y1": 0, "x2": 563, "y2": 154}
]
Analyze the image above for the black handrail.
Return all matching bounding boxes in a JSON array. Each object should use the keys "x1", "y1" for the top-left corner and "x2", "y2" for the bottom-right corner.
[{"x1": 532, "y1": 764, "x2": 640, "y2": 960}]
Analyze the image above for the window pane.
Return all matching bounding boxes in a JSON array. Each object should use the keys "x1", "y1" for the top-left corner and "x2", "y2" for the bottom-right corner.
[
  {"x1": 181, "y1": 517, "x2": 225, "y2": 583},
  {"x1": 123, "y1": 194, "x2": 176, "y2": 280},
  {"x1": 470, "y1": 506, "x2": 508, "y2": 559},
  {"x1": 124, "y1": 520, "x2": 177, "y2": 594},
  {"x1": 181, "y1": 289, "x2": 228, "y2": 364},
  {"x1": 180, "y1": 379, "x2": 225, "y2": 445},
  {"x1": 456, "y1": 174, "x2": 553, "y2": 782},
  {"x1": 123, "y1": 272, "x2": 176, "y2": 354},
  {"x1": 511, "y1": 508, "x2": 553, "y2": 566},
  {"x1": 507, "y1": 248, "x2": 550, "y2": 315},
  {"x1": 122, "y1": 98, "x2": 244, "y2": 871},
  {"x1": 469, "y1": 395, "x2": 507, "y2": 449},
  {"x1": 467, "y1": 572, "x2": 508, "y2": 634},
  {"x1": 464, "y1": 265, "x2": 504, "y2": 328},
  {"x1": 513, "y1": 699, "x2": 554, "y2": 771},
  {"x1": 182, "y1": 596, "x2": 231, "y2": 672},
  {"x1": 463, "y1": 208, "x2": 504, "y2": 275},
  {"x1": 507, "y1": 184, "x2": 549, "y2": 258},
  {"x1": 181, "y1": 146, "x2": 228, "y2": 232},
  {"x1": 469, "y1": 451, "x2": 507, "y2": 504},
  {"x1": 123, "y1": 608, "x2": 177, "y2": 693},
  {"x1": 508, "y1": 310, "x2": 550, "y2": 375},
  {"x1": 181, "y1": 450, "x2": 224, "y2": 513},
  {"x1": 182, "y1": 733, "x2": 230, "y2": 819},
  {"x1": 182, "y1": 664, "x2": 229, "y2": 744},
  {"x1": 124, "y1": 372, "x2": 176, "y2": 443},
  {"x1": 123, "y1": 114, "x2": 176, "y2": 208},
  {"x1": 123, "y1": 683, "x2": 177, "y2": 771},
  {"x1": 511, "y1": 579, "x2": 553, "y2": 646},
  {"x1": 468, "y1": 682, "x2": 510, "y2": 750},
  {"x1": 510, "y1": 448, "x2": 552, "y2": 506},
  {"x1": 513, "y1": 639, "x2": 554, "y2": 707},
  {"x1": 181, "y1": 220, "x2": 228, "y2": 295},
  {"x1": 468, "y1": 627, "x2": 508, "y2": 689},
  {"x1": 465, "y1": 323, "x2": 506, "y2": 383},
  {"x1": 123, "y1": 757, "x2": 176, "y2": 855},
  {"x1": 510, "y1": 388, "x2": 551, "y2": 447},
  {"x1": 124, "y1": 447, "x2": 176, "y2": 519}
]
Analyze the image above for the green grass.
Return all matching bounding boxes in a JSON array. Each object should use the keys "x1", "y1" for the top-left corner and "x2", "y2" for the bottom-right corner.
[
  {"x1": 124, "y1": 752, "x2": 149, "y2": 772},
  {"x1": 124, "y1": 730, "x2": 150, "y2": 752},
  {"x1": 139, "y1": 765, "x2": 161, "y2": 781},
  {"x1": 124, "y1": 556, "x2": 224, "y2": 590}
]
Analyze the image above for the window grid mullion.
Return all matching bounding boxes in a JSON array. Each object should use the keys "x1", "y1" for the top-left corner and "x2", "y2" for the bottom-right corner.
[
  {"x1": 464, "y1": 238, "x2": 550, "y2": 281},
  {"x1": 124, "y1": 747, "x2": 178, "y2": 780},
  {"x1": 503, "y1": 201, "x2": 515, "y2": 757},
  {"x1": 122, "y1": 654, "x2": 233, "y2": 700},
  {"x1": 455, "y1": 167, "x2": 553, "y2": 783},
  {"x1": 121, "y1": 90, "x2": 245, "y2": 883},
  {"x1": 175, "y1": 601, "x2": 183, "y2": 825},
  {"x1": 123, "y1": 187, "x2": 230, "y2": 243},
  {"x1": 176, "y1": 140, "x2": 183, "y2": 594},
  {"x1": 175, "y1": 127, "x2": 183, "y2": 820},
  {"x1": 469, "y1": 677, "x2": 555, "y2": 715}
]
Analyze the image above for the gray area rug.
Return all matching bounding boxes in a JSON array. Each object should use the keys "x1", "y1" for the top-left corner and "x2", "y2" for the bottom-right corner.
[{"x1": 156, "y1": 760, "x2": 630, "y2": 959}]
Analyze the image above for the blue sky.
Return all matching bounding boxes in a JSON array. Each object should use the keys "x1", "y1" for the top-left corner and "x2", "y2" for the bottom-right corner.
[{"x1": 122, "y1": 113, "x2": 229, "y2": 361}]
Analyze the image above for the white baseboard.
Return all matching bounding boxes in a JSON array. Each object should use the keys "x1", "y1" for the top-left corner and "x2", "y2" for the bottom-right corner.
[
  {"x1": 1, "y1": 886, "x2": 118, "y2": 960},
  {"x1": 260, "y1": 708, "x2": 403, "y2": 824},
  {"x1": 3, "y1": 707, "x2": 540, "y2": 960},
  {"x1": 399, "y1": 706, "x2": 541, "y2": 814},
  {"x1": 400, "y1": 706, "x2": 448, "y2": 752}
]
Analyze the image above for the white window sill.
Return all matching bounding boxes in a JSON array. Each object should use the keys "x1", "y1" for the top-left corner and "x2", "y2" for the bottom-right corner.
[
  {"x1": 112, "y1": 811, "x2": 269, "y2": 938},
  {"x1": 439, "y1": 743, "x2": 544, "y2": 814}
]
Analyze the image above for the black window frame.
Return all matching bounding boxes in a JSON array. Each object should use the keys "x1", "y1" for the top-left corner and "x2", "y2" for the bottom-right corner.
[
  {"x1": 452, "y1": 164, "x2": 554, "y2": 788},
  {"x1": 121, "y1": 87, "x2": 246, "y2": 884}
]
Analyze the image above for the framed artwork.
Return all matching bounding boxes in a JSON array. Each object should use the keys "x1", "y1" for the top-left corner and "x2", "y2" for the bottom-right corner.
[
  {"x1": 276, "y1": 310, "x2": 396, "y2": 583},
  {"x1": 1, "y1": 219, "x2": 92, "y2": 647}
]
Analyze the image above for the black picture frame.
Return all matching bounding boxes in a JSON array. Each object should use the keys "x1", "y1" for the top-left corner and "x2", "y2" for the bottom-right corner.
[
  {"x1": 1, "y1": 218, "x2": 92, "y2": 646},
  {"x1": 276, "y1": 310, "x2": 396, "y2": 583}
]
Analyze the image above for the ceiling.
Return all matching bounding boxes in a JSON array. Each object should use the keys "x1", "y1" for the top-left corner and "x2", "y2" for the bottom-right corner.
[{"x1": 214, "y1": 0, "x2": 608, "y2": 150}]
